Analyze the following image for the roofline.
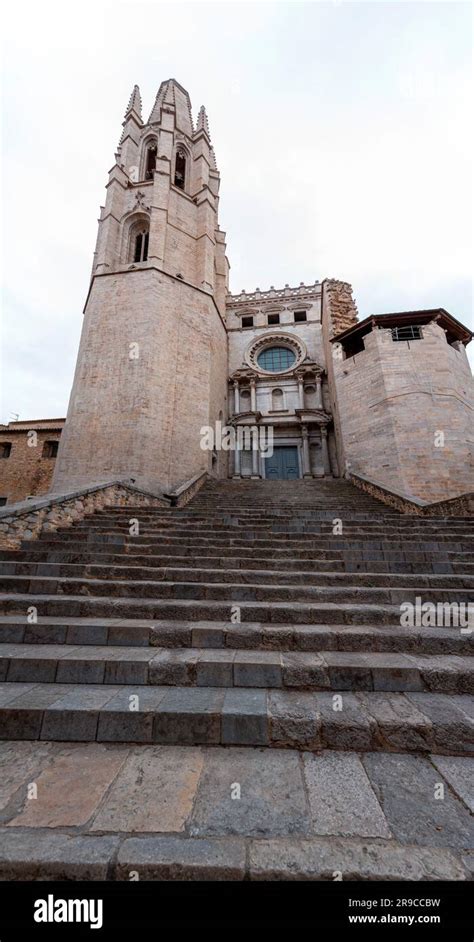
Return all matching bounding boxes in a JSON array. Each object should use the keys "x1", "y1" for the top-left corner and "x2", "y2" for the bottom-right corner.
[
  {"x1": 330, "y1": 309, "x2": 472, "y2": 345},
  {"x1": 0, "y1": 418, "x2": 66, "y2": 431}
]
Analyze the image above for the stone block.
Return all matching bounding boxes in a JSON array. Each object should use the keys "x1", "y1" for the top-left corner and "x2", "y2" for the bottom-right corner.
[
  {"x1": 0, "y1": 828, "x2": 119, "y2": 880},
  {"x1": 221, "y1": 689, "x2": 268, "y2": 745},
  {"x1": 153, "y1": 688, "x2": 224, "y2": 744},
  {"x1": 234, "y1": 651, "x2": 282, "y2": 688},
  {"x1": 116, "y1": 835, "x2": 245, "y2": 880}
]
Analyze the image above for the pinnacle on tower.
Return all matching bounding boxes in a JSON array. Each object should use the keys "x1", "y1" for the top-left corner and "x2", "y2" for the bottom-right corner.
[
  {"x1": 148, "y1": 82, "x2": 166, "y2": 124},
  {"x1": 124, "y1": 84, "x2": 142, "y2": 121},
  {"x1": 196, "y1": 105, "x2": 211, "y2": 139}
]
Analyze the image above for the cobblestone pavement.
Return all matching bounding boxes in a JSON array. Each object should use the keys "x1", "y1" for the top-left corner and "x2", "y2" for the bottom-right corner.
[{"x1": 0, "y1": 741, "x2": 472, "y2": 880}]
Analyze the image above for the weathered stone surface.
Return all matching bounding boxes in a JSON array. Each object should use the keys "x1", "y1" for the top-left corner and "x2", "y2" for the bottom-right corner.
[
  {"x1": 196, "y1": 650, "x2": 234, "y2": 687},
  {"x1": 40, "y1": 687, "x2": 118, "y2": 741},
  {"x1": 0, "y1": 828, "x2": 119, "y2": 879},
  {"x1": 248, "y1": 836, "x2": 468, "y2": 881},
  {"x1": 153, "y1": 687, "x2": 224, "y2": 744},
  {"x1": 222, "y1": 689, "x2": 268, "y2": 745},
  {"x1": 0, "y1": 741, "x2": 52, "y2": 812},
  {"x1": 234, "y1": 650, "x2": 281, "y2": 687},
  {"x1": 116, "y1": 835, "x2": 246, "y2": 880},
  {"x1": 430, "y1": 756, "x2": 474, "y2": 813},
  {"x1": 7, "y1": 743, "x2": 126, "y2": 827},
  {"x1": 268, "y1": 691, "x2": 321, "y2": 750},
  {"x1": 189, "y1": 747, "x2": 309, "y2": 837},
  {"x1": 361, "y1": 692, "x2": 433, "y2": 752},
  {"x1": 318, "y1": 692, "x2": 376, "y2": 751},
  {"x1": 362, "y1": 753, "x2": 473, "y2": 851},
  {"x1": 91, "y1": 746, "x2": 203, "y2": 833},
  {"x1": 303, "y1": 752, "x2": 391, "y2": 838},
  {"x1": 149, "y1": 649, "x2": 199, "y2": 686},
  {"x1": 406, "y1": 693, "x2": 474, "y2": 755},
  {"x1": 97, "y1": 687, "x2": 167, "y2": 743}
]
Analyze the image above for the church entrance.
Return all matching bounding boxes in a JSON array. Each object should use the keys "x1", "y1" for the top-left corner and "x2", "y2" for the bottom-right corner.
[{"x1": 264, "y1": 446, "x2": 299, "y2": 480}]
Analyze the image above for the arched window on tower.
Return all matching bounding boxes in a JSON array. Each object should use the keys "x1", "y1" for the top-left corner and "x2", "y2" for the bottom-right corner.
[
  {"x1": 144, "y1": 143, "x2": 157, "y2": 180},
  {"x1": 132, "y1": 226, "x2": 149, "y2": 263},
  {"x1": 174, "y1": 148, "x2": 187, "y2": 190}
]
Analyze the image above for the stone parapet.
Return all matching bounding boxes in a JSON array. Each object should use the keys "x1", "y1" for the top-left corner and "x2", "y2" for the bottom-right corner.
[
  {"x1": 349, "y1": 471, "x2": 474, "y2": 517},
  {"x1": 0, "y1": 480, "x2": 169, "y2": 550}
]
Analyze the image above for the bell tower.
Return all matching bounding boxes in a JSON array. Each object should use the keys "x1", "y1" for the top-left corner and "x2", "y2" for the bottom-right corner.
[{"x1": 52, "y1": 79, "x2": 229, "y2": 495}]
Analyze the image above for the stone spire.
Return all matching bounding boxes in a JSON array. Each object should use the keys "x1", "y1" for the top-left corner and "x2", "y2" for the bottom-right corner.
[
  {"x1": 147, "y1": 79, "x2": 194, "y2": 136},
  {"x1": 118, "y1": 84, "x2": 143, "y2": 151},
  {"x1": 196, "y1": 105, "x2": 210, "y2": 138},
  {"x1": 124, "y1": 84, "x2": 142, "y2": 122},
  {"x1": 148, "y1": 82, "x2": 166, "y2": 124}
]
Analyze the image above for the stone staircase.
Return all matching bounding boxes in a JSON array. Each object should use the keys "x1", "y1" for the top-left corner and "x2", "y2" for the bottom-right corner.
[{"x1": 0, "y1": 478, "x2": 472, "y2": 754}]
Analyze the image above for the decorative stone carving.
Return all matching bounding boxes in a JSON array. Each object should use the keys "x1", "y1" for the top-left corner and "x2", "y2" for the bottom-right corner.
[
  {"x1": 134, "y1": 190, "x2": 151, "y2": 212},
  {"x1": 245, "y1": 333, "x2": 307, "y2": 375}
]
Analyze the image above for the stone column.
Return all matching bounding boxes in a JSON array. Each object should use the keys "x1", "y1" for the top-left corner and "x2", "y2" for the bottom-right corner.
[
  {"x1": 251, "y1": 427, "x2": 260, "y2": 478},
  {"x1": 301, "y1": 425, "x2": 312, "y2": 478},
  {"x1": 315, "y1": 375, "x2": 323, "y2": 409},
  {"x1": 297, "y1": 375, "x2": 305, "y2": 409},
  {"x1": 250, "y1": 378, "x2": 257, "y2": 413},
  {"x1": 321, "y1": 426, "x2": 331, "y2": 476},
  {"x1": 233, "y1": 380, "x2": 240, "y2": 416},
  {"x1": 233, "y1": 436, "x2": 241, "y2": 478}
]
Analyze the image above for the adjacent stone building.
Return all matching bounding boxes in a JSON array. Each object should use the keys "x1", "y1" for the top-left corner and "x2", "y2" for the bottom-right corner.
[
  {"x1": 3, "y1": 78, "x2": 472, "y2": 506},
  {"x1": 0, "y1": 419, "x2": 65, "y2": 504}
]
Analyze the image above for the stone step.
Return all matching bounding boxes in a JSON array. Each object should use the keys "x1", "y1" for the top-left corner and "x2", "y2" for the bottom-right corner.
[
  {"x1": 78, "y1": 516, "x2": 473, "y2": 532},
  {"x1": 53, "y1": 523, "x2": 474, "y2": 544},
  {"x1": 1, "y1": 574, "x2": 472, "y2": 605},
  {"x1": 0, "y1": 682, "x2": 471, "y2": 754},
  {"x1": 35, "y1": 531, "x2": 473, "y2": 551},
  {"x1": 0, "y1": 551, "x2": 470, "y2": 575},
  {"x1": 94, "y1": 506, "x2": 469, "y2": 523},
  {"x1": 0, "y1": 828, "x2": 468, "y2": 882},
  {"x1": 2, "y1": 643, "x2": 471, "y2": 693},
  {"x1": 1, "y1": 593, "x2": 472, "y2": 626},
  {"x1": 0, "y1": 561, "x2": 472, "y2": 589},
  {"x1": 12, "y1": 543, "x2": 472, "y2": 568},
  {"x1": 0, "y1": 616, "x2": 471, "y2": 655}
]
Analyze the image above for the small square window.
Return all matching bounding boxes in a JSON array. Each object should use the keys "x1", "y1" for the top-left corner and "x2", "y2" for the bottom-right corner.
[
  {"x1": 0, "y1": 443, "x2": 12, "y2": 459},
  {"x1": 267, "y1": 313, "x2": 280, "y2": 325},
  {"x1": 294, "y1": 310, "x2": 307, "y2": 323},
  {"x1": 242, "y1": 316, "x2": 254, "y2": 328},
  {"x1": 0, "y1": 497, "x2": 7, "y2": 506},
  {"x1": 42, "y1": 440, "x2": 59, "y2": 459}
]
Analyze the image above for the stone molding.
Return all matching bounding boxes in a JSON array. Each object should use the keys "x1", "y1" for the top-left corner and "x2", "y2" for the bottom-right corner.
[{"x1": 244, "y1": 333, "x2": 307, "y2": 375}]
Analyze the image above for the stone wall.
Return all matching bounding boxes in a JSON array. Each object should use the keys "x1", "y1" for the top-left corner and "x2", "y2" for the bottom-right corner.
[
  {"x1": 335, "y1": 321, "x2": 473, "y2": 501},
  {"x1": 51, "y1": 270, "x2": 228, "y2": 495},
  {"x1": 0, "y1": 425, "x2": 64, "y2": 505},
  {"x1": 0, "y1": 481, "x2": 169, "y2": 550}
]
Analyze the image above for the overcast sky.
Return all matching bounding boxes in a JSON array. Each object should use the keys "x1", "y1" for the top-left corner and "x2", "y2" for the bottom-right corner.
[{"x1": 1, "y1": 0, "x2": 472, "y2": 423}]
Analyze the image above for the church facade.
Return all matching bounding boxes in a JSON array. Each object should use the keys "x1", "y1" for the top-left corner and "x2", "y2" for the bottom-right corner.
[{"x1": 35, "y1": 78, "x2": 472, "y2": 503}]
